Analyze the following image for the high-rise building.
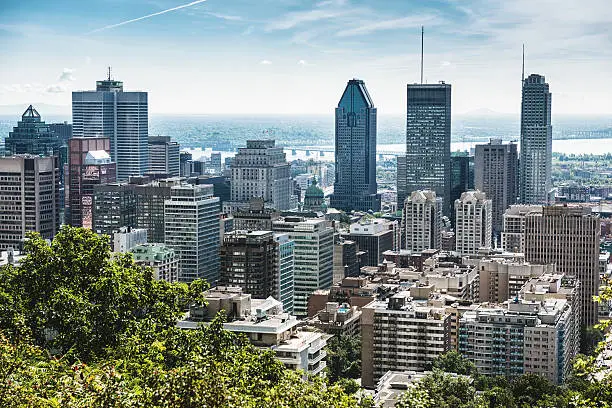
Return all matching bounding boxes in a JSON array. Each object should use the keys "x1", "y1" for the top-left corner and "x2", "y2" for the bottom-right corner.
[
  {"x1": 220, "y1": 230, "x2": 277, "y2": 300},
  {"x1": 273, "y1": 217, "x2": 334, "y2": 316},
  {"x1": 227, "y1": 140, "x2": 292, "y2": 212},
  {"x1": 455, "y1": 190, "x2": 492, "y2": 255},
  {"x1": 179, "y1": 151, "x2": 193, "y2": 177},
  {"x1": 500, "y1": 205, "x2": 542, "y2": 253},
  {"x1": 329, "y1": 79, "x2": 380, "y2": 212},
  {"x1": 524, "y1": 205, "x2": 600, "y2": 326},
  {"x1": 342, "y1": 220, "x2": 394, "y2": 267},
  {"x1": 361, "y1": 291, "x2": 451, "y2": 387},
  {"x1": 164, "y1": 184, "x2": 220, "y2": 283},
  {"x1": 0, "y1": 155, "x2": 60, "y2": 250},
  {"x1": 233, "y1": 198, "x2": 281, "y2": 231},
  {"x1": 5, "y1": 105, "x2": 61, "y2": 158},
  {"x1": 72, "y1": 74, "x2": 148, "y2": 181},
  {"x1": 274, "y1": 233, "x2": 295, "y2": 313},
  {"x1": 68, "y1": 137, "x2": 116, "y2": 229},
  {"x1": 403, "y1": 190, "x2": 442, "y2": 252},
  {"x1": 148, "y1": 136, "x2": 180, "y2": 177},
  {"x1": 398, "y1": 83, "x2": 452, "y2": 215},
  {"x1": 48, "y1": 122, "x2": 73, "y2": 145},
  {"x1": 520, "y1": 74, "x2": 552, "y2": 204},
  {"x1": 450, "y1": 151, "x2": 474, "y2": 224},
  {"x1": 333, "y1": 236, "x2": 359, "y2": 284},
  {"x1": 112, "y1": 226, "x2": 147, "y2": 253},
  {"x1": 475, "y1": 139, "x2": 519, "y2": 236}
]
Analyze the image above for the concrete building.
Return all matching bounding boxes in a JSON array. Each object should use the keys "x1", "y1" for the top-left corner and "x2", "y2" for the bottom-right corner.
[
  {"x1": 333, "y1": 236, "x2": 360, "y2": 284},
  {"x1": 330, "y1": 79, "x2": 380, "y2": 212},
  {"x1": 309, "y1": 302, "x2": 361, "y2": 336},
  {"x1": 520, "y1": 74, "x2": 552, "y2": 205},
  {"x1": 227, "y1": 140, "x2": 292, "y2": 212},
  {"x1": 474, "y1": 139, "x2": 519, "y2": 236},
  {"x1": 220, "y1": 230, "x2": 278, "y2": 300},
  {"x1": 68, "y1": 137, "x2": 116, "y2": 229},
  {"x1": 478, "y1": 257, "x2": 555, "y2": 303},
  {"x1": 460, "y1": 276, "x2": 579, "y2": 384},
  {"x1": 361, "y1": 291, "x2": 451, "y2": 387},
  {"x1": 0, "y1": 155, "x2": 60, "y2": 250},
  {"x1": 342, "y1": 220, "x2": 394, "y2": 267},
  {"x1": 131, "y1": 243, "x2": 179, "y2": 282},
  {"x1": 148, "y1": 136, "x2": 179, "y2": 177},
  {"x1": 112, "y1": 226, "x2": 147, "y2": 253},
  {"x1": 455, "y1": 190, "x2": 492, "y2": 255},
  {"x1": 72, "y1": 74, "x2": 148, "y2": 181},
  {"x1": 524, "y1": 205, "x2": 601, "y2": 326},
  {"x1": 164, "y1": 184, "x2": 220, "y2": 283},
  {"x1": 307, "y1": 276, "x2": 383, "y2": 317},
  {"x1": 93, "y1": 177, "x2": 181, "y2": 242},
  {"x1": 398, "y1": 83, "x2": 452, "y2": 216},
  {"x1": 274, "y1": 233, "x2": 295, "y2": 313},
  {"x1": 500, "y1": 205, "x2": 542, "y2": 252},
  {"x1": 403, "y1": 190, "x2": 442, "y2": 252},
  {"x1": 232, "y1": 198, "x2": 281, "y2": 231},
  {"x1": 272, "y1": 217, "x2": 334, "y2": 316}
]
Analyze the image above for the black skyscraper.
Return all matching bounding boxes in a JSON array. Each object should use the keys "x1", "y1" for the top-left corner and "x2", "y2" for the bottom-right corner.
[
  {"x1": 398, "y1": 83, "x2": 452, "y2": 216},
  {"x1": 330, "y1": 79, "x2": 380, "y2": 212}
]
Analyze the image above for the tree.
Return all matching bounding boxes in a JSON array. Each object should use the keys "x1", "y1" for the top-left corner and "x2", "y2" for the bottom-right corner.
[
  {"x1": 325, "y1": 334, "x2": 361, "y2": 382},
  {"x1": 430, "y1": 351, "x2": 478, "y2": 376},
  {"x1": 395, "y1": 370, "x2": 479, "y2": 408}
]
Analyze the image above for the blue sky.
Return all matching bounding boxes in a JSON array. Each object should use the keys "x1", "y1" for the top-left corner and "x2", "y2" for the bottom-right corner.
[{"x1": 1, "y1": 0, "x2": 611, "y2": 114}]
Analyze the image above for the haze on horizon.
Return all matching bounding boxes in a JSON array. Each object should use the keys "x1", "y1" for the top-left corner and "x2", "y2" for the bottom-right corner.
[{"x1": 1, "y1": 0, "x2": 611, "y2": 116}]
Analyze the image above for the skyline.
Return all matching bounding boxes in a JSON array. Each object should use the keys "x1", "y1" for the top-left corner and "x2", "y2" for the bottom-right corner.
[{"x1": 1, "y1": 0, "x2": 611, "y2": 115}]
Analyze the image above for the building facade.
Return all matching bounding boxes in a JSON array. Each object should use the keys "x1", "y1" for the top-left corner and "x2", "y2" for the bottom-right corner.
[
  {"x1": 274, "y1": 233, "x2": 295, "y2": 313},
  {"x1": 72, "y1": 76, "x2": 148, "y2": 181},
  {"x1": 131, "y1": 243, "x2": 179, "y2": 283},
  {"x1": 500, "y1": 205, "x2": 542, "y2": 252},
  {"x1": 520, "y1": 74, "x2": 552, "y2": 205},
  {"x1": 5, "y1": 105, "x2": 62, "y2": 158},
  {"x1": 455, "y1": 190, "x2": 492, "y2": 255},
  {"x1": 403, "y1": 190, "x2": 442, "y2": 252},
  {"x1": 342, "y1": 220, "x2": 394, "y2": 267},
  {"x1": 112, "y1": 226, "x2": 147, "y2": 252},
  {"x1": 148, "y1": 136, "x2": 180, "y2": 177},
  {"x1": 228, "y1": 140, "x2": 292, "y2": 212},
  {"x1": 330, "y1": 79, "x2": 380, "y2": 212},
  {"x1": 164, "y1": 184, "x2": 220, "y2": 283},
  {"x1": 0, "y1": 155, "x2": 60, "y2": 250},
  {"x1": 273, "y1": 217, "x2": 334, "y2": 316},
  {"x1": 475, "y1": 139, "x2": 519, "y2": 236},
  {"x1": 450, "y1": 152, "x2": 475, "y2": 224},
  {"x1": 68, "y1": 137, "x2": 116, "y2": 229},
  {"x1": 524, "y1": 205, "x2": 600, "y2": 326},
  {"x1": 398, "y1": 83, "x2": 452, "y2": 216}
]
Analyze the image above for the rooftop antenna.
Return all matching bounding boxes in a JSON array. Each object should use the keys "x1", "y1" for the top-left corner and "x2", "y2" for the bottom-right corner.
[
  {"x1": 521, "y1": 44, "x2": 525, "y2": 85},
  {"x1": 420, "y1": 26, "x2": 424, "y2": 84},
  {"x1": 107, "y1": 66, "x2": 112, "y2": 81}
]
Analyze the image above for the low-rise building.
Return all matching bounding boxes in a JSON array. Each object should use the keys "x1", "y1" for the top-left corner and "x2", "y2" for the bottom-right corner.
[
  {"x1": 113, "y1": 226, "x2": 147, "y2": 253},
  {"x1": 308, "y1": 302, "x2": 361, "y2": 336},
  {"x1": 131, "y1": 243, "x2": 178, "y2": 282}
]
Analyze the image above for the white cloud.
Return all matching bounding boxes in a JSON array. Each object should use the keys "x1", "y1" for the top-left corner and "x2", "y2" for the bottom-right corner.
[
  {"x1": 260, "y1": 60, "x2": 272, "y2": 65},
  {"x1": 59, "y1": 68, "x2": 75, "y2": 82},
  {"x1": 205, "y1": 11, "x2": 242, "y2": 21},
  {"x1": 265, "y1": 8, "x2": 353, "y2": 31},
  {"x1": 46, "y1": 84, "x2": 66, "y2": 93},
  {"x1": 336, "y1": 15, "x2": 440, "y2": 37}
]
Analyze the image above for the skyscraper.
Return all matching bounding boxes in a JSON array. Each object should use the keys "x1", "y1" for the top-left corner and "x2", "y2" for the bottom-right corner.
[
  {"x1": 398, "y1": 83, "x2": 452, "y2": 215},
  {"x1": 164, "y1": 184, "x2": 220, "y2": 284},
  {"x1": 475, "y1": 139, "x2": 519, "y2": 236},
  {"x1": 0, "y1": 155, "x2": 60, "y2": 250},
  {"x1": 520, "y1": 74, "x2": 552, "y2": 204},
  {"x1": 403, "y1": 190, "x2": 442, "y2": 252},
  {"x1": 524, "y1": 205, "x2": 600, "y2": 326},
  {"x1": 227, "y1": 140, "x2": 292, "y2": 213},
  {"x1": 148, "y1": 136, "x2": 180, "y2": 177},
  {"x1": 329, "y1": 79, "x2": 380, "y2": 212},
  {"x1": 5, "y1": 105, "x2": 61, "y2": 158},
  {"x1": 68, "y1": 137, "x2": 116, "y2": 229},
  {"x1": 72, "y1": 73, "x2": 148, "y2": 181},
  {"x1": 450, "y1": 151, "x2": 474, "y2": 224},
  {"x1": 455, "y1": 190, "x2": 492, "y2": 255}
]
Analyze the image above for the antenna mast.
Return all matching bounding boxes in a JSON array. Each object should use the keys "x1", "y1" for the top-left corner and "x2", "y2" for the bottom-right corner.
[
  {"x1": 521, "y1": 44, "x2": 525, "y2": 85},
  {"x1": 107, "y1": 66, "x2": 112, "y2": 81},
  {"x1": 420, "y1": 26, "x2": 424, "y2": 84}
]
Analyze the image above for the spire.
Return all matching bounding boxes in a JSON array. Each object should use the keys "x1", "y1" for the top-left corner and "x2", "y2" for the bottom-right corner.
[
  {"x1": 521, "y1": 44, "x2": 525, "y2": 85},
  {"x1": 108, "y1": 66, "x2": 112, "y2": 81},
  {"x1": 22, "y1": 104, "x2": 41, "y2": 120},
  {"x1": 420, "y1": 26, "x2": 424, "y2": 84}
]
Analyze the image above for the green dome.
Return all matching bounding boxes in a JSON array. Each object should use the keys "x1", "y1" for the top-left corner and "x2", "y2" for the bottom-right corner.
[{"x1": 304, "y1": 178, "x2": 324, "y2": 199}]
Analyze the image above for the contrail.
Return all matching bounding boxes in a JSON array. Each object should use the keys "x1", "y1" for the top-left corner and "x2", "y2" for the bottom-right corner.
[{"x1": 88, "y1": 0, "x2": 207, "y2": 34}]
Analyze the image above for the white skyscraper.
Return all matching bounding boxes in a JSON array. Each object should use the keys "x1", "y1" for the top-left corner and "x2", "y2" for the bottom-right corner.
[
  {"x1": 72, "y1": 73, "x2": 148, "y2": 181},
  {"x1": 455, "y1": 190, "x2": 492, "y2": 255},
  {"x1": 403, "y1": 190, "x2": 442, "y2": 252},
  {"x1": 164, "y1": 184, "x2": 220, "y2": 284}
]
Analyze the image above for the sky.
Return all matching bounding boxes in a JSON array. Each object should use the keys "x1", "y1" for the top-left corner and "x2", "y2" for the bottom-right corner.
[{"x1": 1, "y1": 0, "x2": 611, "y2": 115}]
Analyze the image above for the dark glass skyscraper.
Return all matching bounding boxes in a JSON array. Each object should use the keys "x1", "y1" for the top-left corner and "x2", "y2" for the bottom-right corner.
[
  {"x1": 450, "y1": 151, "x2": 474, "y2": 224},
  {"x1": 397, "y1": 83, "x2": 452, "y2": 215},
  {"x1": 330, "y1": 79, "x2": 380, "y2": 212},
  {"x1": 5, "y1": 105, "x2": 61, "y2": 158},
  {"x1": 520, "y1": 74, "x2": 552, "y2": 204}
]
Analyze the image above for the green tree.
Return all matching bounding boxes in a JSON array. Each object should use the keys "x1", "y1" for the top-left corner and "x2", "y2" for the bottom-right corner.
[
  {"x1": 395, "y1": 370, "x2": 479, "y2": 408},
  {"x1": 430, "y1": 351, "x2": 478, "y2": 376},
  {"x1": 325, "y1": 334, "x2": 361, "y2": 382}
]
